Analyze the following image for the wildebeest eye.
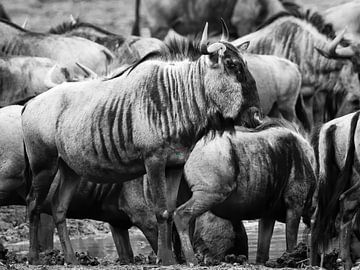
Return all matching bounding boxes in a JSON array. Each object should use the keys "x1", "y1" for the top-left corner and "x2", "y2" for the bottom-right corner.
[{"x1": 224, "y1": 58, "x2": 236, "y2": 69}]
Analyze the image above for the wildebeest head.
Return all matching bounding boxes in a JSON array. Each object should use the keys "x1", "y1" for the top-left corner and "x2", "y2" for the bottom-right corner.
[
  {"x1": 316, "y1": 29, "x2": 360, "y2": 119},
  {"x1": 199, "y1": 22, "x2": 262, "y2": 128}
]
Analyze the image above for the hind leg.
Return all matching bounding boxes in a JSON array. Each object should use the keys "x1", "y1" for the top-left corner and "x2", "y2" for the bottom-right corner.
[
  {"x1": 256, "y1": 218, "x2": 275, "y2": 264},
  {"x1": 27, "y1": 166, "x2": 57, "y2": 264},
  {"x1": 173, "y1": 191, "x2": 229, "y2": 265},
  {"x1": 51, "y1": 161, "x2": 80, "y2": 264},
  {"x1": 109, "y1": 225, "x2": 134, "y2": 264},
  {"x1": 285, "y1": 207, "x2": 302, "y2": 252}
]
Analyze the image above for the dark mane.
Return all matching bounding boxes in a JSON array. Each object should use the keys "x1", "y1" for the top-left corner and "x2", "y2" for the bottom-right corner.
[
  {"x1": 258, "y1": 1, "x2": 336, "y2": 39},
  {"x1": 0, "y1": 18, "x2": 43, "y2": 35},
  {"x1": 49, "y1": 19, "x2": 118, "y2": 36}
]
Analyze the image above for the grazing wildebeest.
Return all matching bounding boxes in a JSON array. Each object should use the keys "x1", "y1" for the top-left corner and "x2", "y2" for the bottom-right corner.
[
  {"x1": 0, "y1": 19, "x2": 114, "y2": 76},
  {"x1": 21, "y1": 23, "x2": 261, "y2": 265},
  {"x1": 311, "y1": 111, "x2": 360, "y2": 270},
  {"x1": 48, "y1": 18, "x2": 164, "y2": 68},
  {"x1": 0, "y1": 105, "x2": 157, "y2": 263},
  {"x1": 0, "y1": 56, "x2": 73, "y2": 106},
  {"x1": 173, "y1": 119, "x2": 316, "y2": 265},
  {"x1": 232, "y1": 10, "x2": 360, "y2": 129},
  {"x1": 132, "y1": 0, "x2": 289, "y2": 39}
]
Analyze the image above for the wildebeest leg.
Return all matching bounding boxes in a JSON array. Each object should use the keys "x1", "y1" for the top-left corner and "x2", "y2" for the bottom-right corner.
[
  {"x1": 38, "y1": 214, "x2": 54, "y2": 251},
  {"x1": 173, "y1": 191, "x2": 228, "y2": 265},
  {"x1": 27, "y1": 167, "x2": 58, "y2": 264},
  {"x1": 285, "y1": 208, "x2": 301, "y2": 252},
  {"x1": 340, "y1": 221, "x2": 352, "y2": 270},
  {"x1": 109, "y1": 225, "x2": 134, "y2": 264},
  {"x1": 145, "y1": 155, "x2": 176, "y2": 265},
  {"x1": 256, "y1": 218, "x2": 275, "y2": 264},
  {"x1": 51, "y1": 161, "x2": 80, "y2": 265},
  {"x1": 135, "y1": 222, "x2": 158, "y2": 255},
  {"x1": 231, "y1": 221, "x2": 248, "y2": 258}
]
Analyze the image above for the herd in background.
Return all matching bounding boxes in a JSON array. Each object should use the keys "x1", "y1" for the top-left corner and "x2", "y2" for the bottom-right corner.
[{"x1": 0, "y1": 0, "x2": 360, "y2": 269}]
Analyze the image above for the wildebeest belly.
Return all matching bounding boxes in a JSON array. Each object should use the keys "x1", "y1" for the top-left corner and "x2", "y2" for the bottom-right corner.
[{"x1": 211, "y1": 172, "x2": 286, "y2": 221}]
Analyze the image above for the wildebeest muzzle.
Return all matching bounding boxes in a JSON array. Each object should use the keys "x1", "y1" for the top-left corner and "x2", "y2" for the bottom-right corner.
[{"x1": 238, "y1": 106, "x2": 263, "y2": 128}]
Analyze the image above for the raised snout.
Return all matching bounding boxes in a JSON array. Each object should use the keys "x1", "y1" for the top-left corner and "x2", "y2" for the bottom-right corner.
[{"x1": 237, "y1": 106, "x2": 263, "y2": 128}]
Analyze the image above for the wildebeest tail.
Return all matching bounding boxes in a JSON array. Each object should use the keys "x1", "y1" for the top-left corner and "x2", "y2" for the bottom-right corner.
[
  {"x1": 23, "y1": 143, "x2": 32, "y2": 195},
  {"x1": 312, "y1": 111, "x2": 360, "y2": 250},
  {"x1": 131, "y1": 0, "x2": 141, "y2": 36},
  {"x1": 295, "y1": 94, "x2": 311, "y2": 132}
]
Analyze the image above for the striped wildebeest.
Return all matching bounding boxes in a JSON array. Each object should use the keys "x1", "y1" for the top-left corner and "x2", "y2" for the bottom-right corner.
[
  {"x1": 174, "y1": 119, "x2": 316, "y2": 264},
  {"x1": 21, "y1": 22, "x2": 262, "y2": 265},
  {"x1": 232, "y1": 9, "x2": 360, "y2": 130},
  {"x1": 0, "y1": 105, "x2": 157, "y2": 263},
  {"x1": 0, "y1": 19, "x2": 114, "y2": 77},
  {"x1": 311, "y1": 111, "x2": 360, "y2": 270},
  {"x1": 48, "y1": 18, "x2": 164, "y2": 68}
]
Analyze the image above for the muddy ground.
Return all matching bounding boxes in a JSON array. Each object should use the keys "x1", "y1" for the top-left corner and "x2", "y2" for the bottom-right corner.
[{"x1": 0, "y1": 0, "x2": 348, "y2": 269}]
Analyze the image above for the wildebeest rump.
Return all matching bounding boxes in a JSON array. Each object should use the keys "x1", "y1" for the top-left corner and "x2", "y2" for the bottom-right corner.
[
  {"x1": 243, "y1": 53, "x2": 307, "y2": 130},
  {"x1": 233, "y1": 11, "x2": 360, "y2": 130},
  {"x1": 173, "y1": 120, "x2": 316, "y2": 264},
  {"x1": 48, "y1": 18, "x2": 164, "y2": 68},
  {"x1": 21, "y1": 25, "x2": 261, "y2": 265},
  {"x1": 311, "y1": 111, "x2": 360, "y2": 270},
  {"x1": 0, "y1": 19, "x2": 114, "y2": 77},
  {"x1": 0, "y1": 105, "x2": 157, "y2": 263}
]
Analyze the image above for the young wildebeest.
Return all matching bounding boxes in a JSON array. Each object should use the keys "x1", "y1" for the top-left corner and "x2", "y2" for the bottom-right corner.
[
  {"x1": 48, "y1": 18, "x2": 164, "y2": 68},
  {"x1": 0, "y1": 19, "x2": 114, "y2": 77},
  {"x1": 21, "y1": 23, "x2": 261, "y2": 265},
  {"x1": 232, "y1": 10, "x2": 360, "y2": 130},
  {"x1": 311, "y1": 111, "x2": 360, "y2": 270},
  {"x1": 0, "y1": 105, "x2": 157, "y2": 263},
  {"x1": 173, "y1": 120, "x2": 316, "y2": 264}
]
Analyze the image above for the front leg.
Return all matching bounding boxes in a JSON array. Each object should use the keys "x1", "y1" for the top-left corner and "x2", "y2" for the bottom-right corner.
[
  {"x1": 145, "y1": 154, "x2": 176, "y2": 265},
  {"x1": 285, "y1": 208, "x2": 301, "y2": 252}
]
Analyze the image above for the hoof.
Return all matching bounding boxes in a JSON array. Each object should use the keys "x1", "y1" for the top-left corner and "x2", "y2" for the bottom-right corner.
[
  {"x1": 156, "y1": 251, "x2": 176, "y2": 265},
  {"x1": 28, "y1": 258, "x2": 41, "y2": 265}
]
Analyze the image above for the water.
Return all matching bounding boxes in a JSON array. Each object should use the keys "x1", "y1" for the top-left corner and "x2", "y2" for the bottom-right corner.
[{"x1": 7, "y1": 221, "x2": 308, "y2": 263}]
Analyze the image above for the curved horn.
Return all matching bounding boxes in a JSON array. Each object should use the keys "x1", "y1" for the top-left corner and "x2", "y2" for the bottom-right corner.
[
  {"x1": 200, "y1": 22, "x2": 209, "y2": 54},
  {"x1": 44, "y1": 65, "x2": 60, "y2": 89},
  {"x1": 76, "y1": 62, "x2": 98, "y2": 79},
  {"x1": 220, "y1": 18, "x2": 229, "y2": 41},
  {"x1": 70, "y1": 14, "x2": 77, "y2": 25},
  {"x1": 22, "y1": 17, "x2": 28, "y2": 29},
  {"x1": 316, "y1": 28, "x2": 355, "y2": 59},
  {"x1": 207, "y1": 42, "x2": 226, "y2": 55}
]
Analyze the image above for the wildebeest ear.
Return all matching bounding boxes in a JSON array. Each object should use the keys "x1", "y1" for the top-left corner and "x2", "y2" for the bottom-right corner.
[{"x1": 238, "y1": 41, "x2": 250, "y2": 52}]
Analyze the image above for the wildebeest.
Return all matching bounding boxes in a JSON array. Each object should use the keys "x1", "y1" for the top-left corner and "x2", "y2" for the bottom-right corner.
[
  {"x1": 48, "y1": 18, "x2": 164, "y2": 68},
  {"x1": 21, "y1": 24, "x2": 261, "y2": 265},
  {"x1": 132, "y1": 0, "x2": 289, "y2": 39},
  {"x1": 173, "y1": 119, "x2": 316, "y2": 265},
  {"x1": 311, "y1": 111, "x2": 360, "y2": 270},
  {"x1": 0, "y1": 56, "x2": 73, "y2": 106},
  {"x1": 0, "y1": 19, "x2": 114, "y2": 76},
  {"x1": 0, "y1": 105, "x2": 157, "y2": 263},
  {"x1": 232, "y1": 10, "x2": 360, "y2": 129}
]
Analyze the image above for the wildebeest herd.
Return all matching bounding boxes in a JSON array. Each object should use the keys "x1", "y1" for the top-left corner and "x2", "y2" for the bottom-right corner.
[{"x1": 2, "y1": 0, "x2": 360, "y2": 269}]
